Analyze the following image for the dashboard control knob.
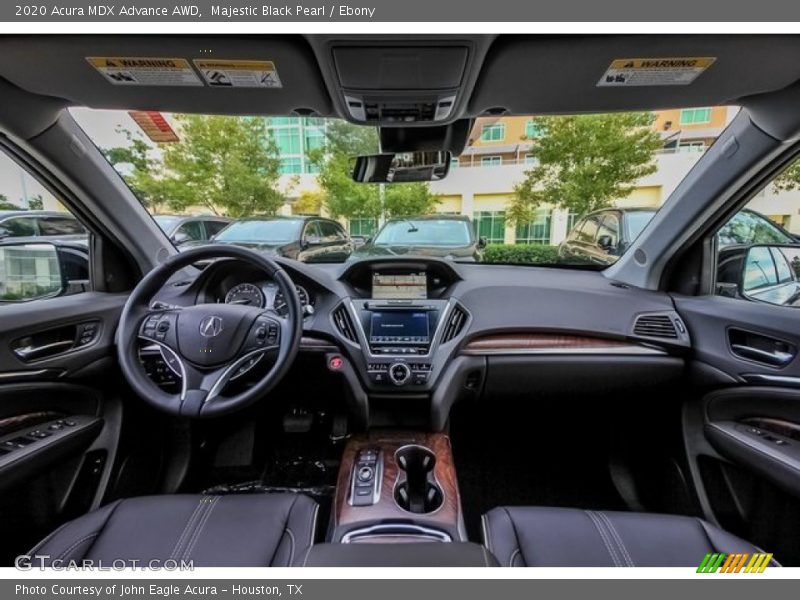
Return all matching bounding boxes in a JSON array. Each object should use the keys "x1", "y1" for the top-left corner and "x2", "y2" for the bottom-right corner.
[{"x1": 388, "y1": 363, "x2": 411, "y2": 386}]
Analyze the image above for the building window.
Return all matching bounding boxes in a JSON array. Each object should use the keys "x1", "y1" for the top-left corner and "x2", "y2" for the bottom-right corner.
[
  {"x1": 349, "y1": 217, "x2": 378, "y2": 237},
  {"x1": 515, "y1": 209, "x2": 552, "y2": 245},
  {"x1": 450, "y1": 157, "x2": 460, "y2": 169},
  {"x1": 473, "y1": 211, "x2": 506, "y2": 244},
  {"x1": 679, "y1": 108, "x2": 712, "y2": 125},
  {"x1": 480, "y1": 155, "x2": 503, "y2": 167},
  {"x1": 524, "y1": 154, "x2": 539, "y2": 166},
  {"x1": 677, "y1": 141, "x2": 706, "y2": 153},
  {"x1": 525, "y1": 120, "x2": 541, "y2": 139},
  {"x1": 279, "y1": 157, "x2": 303, "y2": 175},
  {"x1": 480, "y1": 123, "x2": 506, "y2": 142}
]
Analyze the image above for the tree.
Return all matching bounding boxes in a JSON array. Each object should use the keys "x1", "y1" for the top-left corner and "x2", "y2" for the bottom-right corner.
[
  {"x1": 161, "y1": 115, "x2": 284, "y2": 217},
  {"x1": 292, "y1": 190, "x2": 325, "y2": 215},
  {"x1": 772, "y1": 160, "x2": 800, "y2": 194},
  {"x1": 26, "y1": 194, "x2": 44, "y2": 210},
  {"x1": 509, "y1": 112, "x2": 662, "y2": 224},
  {"x1": 310, "y1": 120, "x2": 439, "y2": 222},
  {"x1": 0, "y1": 193, "x2": 17, "y2": 210},
  {"x1": 103, "y1": 116, "x2": 284, "y2": 217}
]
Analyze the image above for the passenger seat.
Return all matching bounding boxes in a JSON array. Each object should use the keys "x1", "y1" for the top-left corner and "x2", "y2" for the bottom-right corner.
[{"x1": 482, "y1": 506, "x2": 775, "y2": 567}]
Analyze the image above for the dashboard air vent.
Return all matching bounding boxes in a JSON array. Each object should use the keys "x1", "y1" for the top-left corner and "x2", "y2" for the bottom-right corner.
[
  {"x1": 633, "y1": 314, "x2": 678, "y2": 339},
  {"x1": 333, "y1": 304, "x2": 358, "y2": 343},
  {"x1": 441, "y1": 305, "x2": 468, "y2": 344}
]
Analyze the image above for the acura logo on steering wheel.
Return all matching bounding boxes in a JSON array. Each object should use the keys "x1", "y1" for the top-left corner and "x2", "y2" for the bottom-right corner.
[{"x1": 199, "y1": 315, "x2": 224, "y2": 337}]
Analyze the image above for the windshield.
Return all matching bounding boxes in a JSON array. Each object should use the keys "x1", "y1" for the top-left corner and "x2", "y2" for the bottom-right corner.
[
  {"x1": 70, "y1": 107, "x2": 740, "y2": 266},
  {"x1": 214, "y1": 219, "x2": 303, "y2": 244},
  {"x1": 373, "y1": 219, "x2": 472, "y2": 246}
]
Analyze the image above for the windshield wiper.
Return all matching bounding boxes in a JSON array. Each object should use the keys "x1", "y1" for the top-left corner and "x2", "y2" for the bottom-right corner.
[{"x1": 402, "y1": 218, "x2": 419, "y2": 233}]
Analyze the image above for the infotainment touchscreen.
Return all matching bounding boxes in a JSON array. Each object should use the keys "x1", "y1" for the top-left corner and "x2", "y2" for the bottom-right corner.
[
  {"x1": 369, "y1": 311, "x2": 430, "y2": 344},
  {"x1": 372, "y1": 272, "x2": 427, "y2": 299}
]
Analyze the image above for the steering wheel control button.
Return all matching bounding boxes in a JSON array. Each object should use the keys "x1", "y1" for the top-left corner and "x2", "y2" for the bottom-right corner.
[{"x1": 389, "y1": 363, "x2": 412, "y2": 386}]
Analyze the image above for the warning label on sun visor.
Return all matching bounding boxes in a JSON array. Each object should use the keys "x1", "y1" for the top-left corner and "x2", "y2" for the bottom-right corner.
[
  {"x1": 193, "y1": 59, "x2": 282, "y2": 88},
  {"x1": 597, "y1": 57, "x2": 716, "y2": 87},
  {"x1": 86, "y1": 57, "x2": 202, "y2": 86}
]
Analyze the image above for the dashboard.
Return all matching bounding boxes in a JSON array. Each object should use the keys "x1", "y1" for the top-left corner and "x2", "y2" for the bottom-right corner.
[{"x1": 147, "y1": 256, "x2": 692, "y2": 428}]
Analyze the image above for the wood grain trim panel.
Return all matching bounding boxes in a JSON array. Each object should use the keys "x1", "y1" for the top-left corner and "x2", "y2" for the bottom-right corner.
[
  {"x1": 334, "y1": 432, "x2": 461, "y2": 537},
  {"x1": 462, "y1": 333, "x2": 662, "y2": 355}
]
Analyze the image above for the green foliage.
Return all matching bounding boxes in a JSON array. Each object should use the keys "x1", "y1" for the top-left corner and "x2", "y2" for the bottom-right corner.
[
  {"x1": 483, "y1": 244, "x2": 560, "y2": 264},
  {"x1": 311, "y1": 120, "x2": 439, "y2": 220},
  {"x1": 510, "y1": 112, "x2": 662, "y2": 223},
  {"x1": 102, "y1": 116, "x2": 284, "y2": 217},
  {"x1": 773, "y1": 160, "x2": 800, "y2": 194},
  {"x1": 0, "y1": 193, "x2": 17, "y2": 210},
  {"x1": 26, "y1": 194, "x2": 44, "y2": 210}
]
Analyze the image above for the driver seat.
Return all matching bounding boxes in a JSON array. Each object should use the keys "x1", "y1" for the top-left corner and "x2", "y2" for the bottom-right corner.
[{"x1": 28, "y1": 493, "x2": 318, "y2": 567}]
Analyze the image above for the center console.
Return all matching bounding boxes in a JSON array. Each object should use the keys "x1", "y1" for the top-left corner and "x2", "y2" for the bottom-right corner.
[
  {"x1": 332, "y1": 431, "x2": 464, "y2": 543},
  {"x1": 333, "y1": 261, "x2": 468, "y2": 396}
]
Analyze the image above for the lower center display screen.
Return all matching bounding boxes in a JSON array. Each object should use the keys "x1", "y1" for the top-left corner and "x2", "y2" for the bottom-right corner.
[{"x1": 369, "y1": 311, "x2": 430, "y2": 344}]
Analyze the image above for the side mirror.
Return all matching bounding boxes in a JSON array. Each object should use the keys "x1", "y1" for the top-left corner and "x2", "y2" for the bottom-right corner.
[
  {"x1": 171, "y1": 232, "x2": 192, "y2": 246},
  {"x1": 477, "y1": 237, "x2": 488, "y2": 249},
  {"x1": 0, "y1": 242, "x2": 65, "y2": 303},
  {"x1": 302, "y1": 236, "x2": 323, "y2": 249},
  {"x1": 737, "y1": 244, "x2": 800, "y2": 307},
  {"x1": 597, "y1": 234, "x2": 615, "y2": 251}
]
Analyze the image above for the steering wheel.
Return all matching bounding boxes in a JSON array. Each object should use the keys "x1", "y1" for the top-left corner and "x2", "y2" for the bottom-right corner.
[{"x1": 117, "y1": 245, "x2": 302, "y2": 418}]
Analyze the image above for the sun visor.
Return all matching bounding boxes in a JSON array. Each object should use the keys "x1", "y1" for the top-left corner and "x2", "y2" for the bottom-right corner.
[
  {"x1": 0, "y1": 35, "x2": 333, "y2": 116},
  {"x1": 470, "y1": 35, "x2": 800, "y2": 115}
]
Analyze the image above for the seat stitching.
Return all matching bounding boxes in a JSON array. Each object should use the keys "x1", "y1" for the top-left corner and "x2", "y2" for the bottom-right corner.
[
  {"x1": 598, "y1": 512, "x2": 635, "y2": 567},
  {"x1": 501, "y1": 508, "x2": 523, "y2": 568},
  {"x1": 284, "y1": 528, "x2": 296, "y2": 567},
  {"x1": 509, "y1": 549, "x2": 521, "y2": 567},
  {"x1": 29, "y1": 499, "x2": 124, "y2": 557},
  {"x1": 481, "y1": 544, "x2": 491, "y2": 567},
  {"x1": 585, "y1": 511, "x2": 622, "y2": 567},
  {"x1": 56, "y1": 533, "x2": 99, "y2": 562},
  {"x1": 481, "y1": 514, "x2": 492, "y2": 554},
  {"x1": 268, "y1": 495, "x2": 300, "y2": 566},
  {"x1": 170, "y1": 498, "x2": 206, "y2": 560},
  {"x1": 301, "y1": 545, "x2": 313, "y2": 567},
  {"x1": 182, "y1": 496, "x2": 219, "y2": 561},
  {"x1": 308, "y1": 504, "x2": 320, "y2": 547}
]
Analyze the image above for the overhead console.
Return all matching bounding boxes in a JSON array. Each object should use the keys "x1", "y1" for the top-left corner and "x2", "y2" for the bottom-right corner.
[{"x1": 328, "y1": 42, "x2": 475, "y2": 125}]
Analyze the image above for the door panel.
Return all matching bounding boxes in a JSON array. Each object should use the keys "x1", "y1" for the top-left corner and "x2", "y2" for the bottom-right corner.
[
  {"x1": 0, "y1": 292, "x2": 127, "y2": 562},
  {"x1": 675, "y1": 293, "x2": 800, "y2": 564}
]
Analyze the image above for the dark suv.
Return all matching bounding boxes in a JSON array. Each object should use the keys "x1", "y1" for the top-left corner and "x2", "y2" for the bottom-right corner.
[
  {"x1": 559, "y1": 207, "x2": 797, "y2": 266},
  {"x1": 152, "y1": 214, "x2": 231, "y2": 246},
  {"x1": 204, "y1": 215, "x2": 353, "y2": 263}
]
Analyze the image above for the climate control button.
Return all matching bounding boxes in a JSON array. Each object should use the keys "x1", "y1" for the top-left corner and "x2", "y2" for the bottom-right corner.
[{"x1": 388, "y1": 363, "x2": 412, "y2": 386}]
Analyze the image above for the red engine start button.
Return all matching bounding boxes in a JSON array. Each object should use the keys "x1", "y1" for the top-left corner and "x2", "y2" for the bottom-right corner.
[{"x1": 329, "y1": 356, "x2": 344, "y2": 371}]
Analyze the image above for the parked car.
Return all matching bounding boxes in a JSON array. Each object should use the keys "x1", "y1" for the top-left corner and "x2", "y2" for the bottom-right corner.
[
  {"x1": 198, "y1": 215, "x2": 353, "y2": 263},
  {"x1": 0, "y1": 210, "x2": 87, "y2": 243},
  {"x1": 558, "y1": 207, "x2": 796, "y2": 266},
  {"x1": 352, "y1": 215, "x2": 486, "y2": 261},
  {"x1": 152, "y1": 214, "x2": 231, "y2": 246}
]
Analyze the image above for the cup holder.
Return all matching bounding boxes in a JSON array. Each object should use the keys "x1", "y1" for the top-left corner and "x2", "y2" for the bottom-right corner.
[{"x1": 393, "y1": 445, "x2": 443, "y2": 514}]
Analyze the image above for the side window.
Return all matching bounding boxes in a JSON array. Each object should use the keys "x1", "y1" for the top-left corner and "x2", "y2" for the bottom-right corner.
[
  {"x1": 597, "y1": 214, "x2": 620, "y2": 249},
  {"x1": 567, "y1": 218, "x2": 585, "y2": 241},
  {"x1": 0, "y1": 149, "x2": 91, "y2": 303},
  {"x1": 38, "y1": 216, "x2": 87, "y2": 236},
  {"x1": 175, "y1": 220, "x2": 205, "y2": 241},
  {"x1": 205, "y1": 220, "x2": 229, "y2": 238},
  {"x1": 578, "y1": 215, "x2": 601, "y2": 243},
  {"x1": 742, "y1": 246, "x2": 777, "y2": 291},
  {"x1": 303, "y1": 221, "x2": 322, "y2": 241},
  {"x1": 319, "y1": 221, "x2": 345, "y2": 241},
  {"x1": 0, "y1": 217, "x2": 36, "y2": 238}
]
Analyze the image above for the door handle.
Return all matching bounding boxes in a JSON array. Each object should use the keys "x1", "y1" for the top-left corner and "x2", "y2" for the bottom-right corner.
[
  {"x1": 13, "y1": 340, "x2": 75, "y2": 361},
  {"x1": 730, "y1": 344, "x2": 795, "y2": 367}
]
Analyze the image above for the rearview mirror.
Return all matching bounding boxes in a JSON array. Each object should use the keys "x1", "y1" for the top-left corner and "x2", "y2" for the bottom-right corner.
[
  {"x1": 0, "y1": 242, "x2": 64, "y2": 303},
  {"x1": 352, "y1": 151, "x2": 451, "y2": 183},
  {"x1": 733, "y1": 244, "x2": 800, "y2": 307}
]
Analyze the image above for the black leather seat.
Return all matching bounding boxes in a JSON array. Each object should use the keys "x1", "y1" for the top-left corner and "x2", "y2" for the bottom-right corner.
[
  {"x1": 482, "y1": 506, "x2": 771, "y2": 567},
  {"x1": 29, "y1": 494, "x2": 318, "y2": 567}
]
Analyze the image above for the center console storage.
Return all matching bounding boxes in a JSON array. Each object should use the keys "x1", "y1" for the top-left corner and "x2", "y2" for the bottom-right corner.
[{"x1": 333, "y1": 431, "x2": 464, "y2": 543}]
